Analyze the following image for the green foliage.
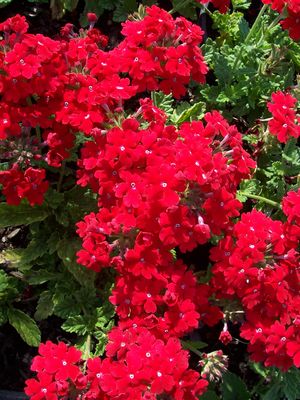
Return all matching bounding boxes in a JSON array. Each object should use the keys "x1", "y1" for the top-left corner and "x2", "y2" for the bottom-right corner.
[
  {"x1": 151, "y1": 91, "x2": 206, "y2": 126},
  {"x1": 0, "y1": 202, "x2": 48, "y2": 228},
  {"x1": 200, "y1": 10, "x2": 297, "y2": 122},
  {"x1": 170, "y1": 0, "x2": 197, "y2": 20},
  {"x1": 151, "y1": 91, "x2": 174, "y2": 119},
  {"x1": 221, "y1": 372, "x2": 251, "y2": 400},
  {"x1": 200, "y1": 391, "x2": 220, "y2": 400},
  {"x1": 35, "y1": 291, "x2": 54, "y2": 320},
  {"x1": 260, "y1": 368, "x2": 300, "y2": 400},
  {"x1": 0, "y1": 177, "x2": 113, "y2": 349},
  {"x1": 231, "y1": 0, "x2": 251, "y2": 10},
  {"x1": 0, "y1": 0, "x2": 12, "y2": 8},
  {"x1": 7, "y1": 307, "x2": 41, "y2": 347}
]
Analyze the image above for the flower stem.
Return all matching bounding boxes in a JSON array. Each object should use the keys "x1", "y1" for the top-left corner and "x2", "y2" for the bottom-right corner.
[
  {"x1": 238, "y1": 192, "x2": 281, "y2": 208},
  {"x1": 169, "y1": 0, "x2": 193, "y2": 14},
  {"x1": 231, "y1": 4, "x2": 268, "y2": 73},
  {"x1": 57, "y1": 160, "x2": 66, "y2": 192}
]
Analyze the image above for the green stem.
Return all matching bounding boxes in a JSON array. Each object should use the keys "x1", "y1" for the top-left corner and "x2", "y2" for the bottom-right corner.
[
  {"x1": 36, "y1": 125, "x2": 42, "y2": 143},
  {"x1": 180, "y1": 340, "x2": 203, "y2": 358},
  {"x1": 56, "y1": 160, "x2": 66, "y2": 192},
  {"x1": 244, "y1": 4, "x2": 268, "y2": 45},
  {"x1": 195, "y1": 3, "x2": 212, "y2": 16},
  {"x1": 238, "y1": 192, "x2": 281, "y2": 208},
  {"x1": 231, "y1": 4, "x2": 268, "y2": 73},
  {"x1": 84, "y1": 334, "x2": 91, "y2": 361},
  {"x1": 266, "y1": 13, "x2": 283, "y2": 32}
]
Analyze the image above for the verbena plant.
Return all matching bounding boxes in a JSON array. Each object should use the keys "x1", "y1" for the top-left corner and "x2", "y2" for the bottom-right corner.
[{"x1": 0, "y1": 1, "x2": 299, "y2": 398}]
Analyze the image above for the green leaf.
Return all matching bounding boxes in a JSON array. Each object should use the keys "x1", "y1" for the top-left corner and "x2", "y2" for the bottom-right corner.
[
  {"x1": 0, "y1": 0, "x2": 13, "y2": 8},
  {"x1": 44, "y1": 189, "x2": 64, "y2": 209},
  {"x1": 173, "y1": 101, "x2": 206, "y2": 125},
  {"x1": 7, "y1": 308, "x2": 41, "y2": 346},
  {"x1": 0, "y1": 202, "x2": 48, "y2": 228},
  {"x1": 222, "y1": 372, "x2": 250, "y2": 400},
  {"x1": 250, "y1": 362, "x2": 268, "y2": 379},
  {"x1": 282, "y1": 368, "x2": 300, "y2": 400},
  {"x1": 182, "y1": 340, "x2": 207, "y2": 350},
  {"x1": 57, "y1": 238, "x2": 96, "y2": 288},
  {"x1": 47, "y1": 231, "x2": 61, "y2": 254},
  {"x1": 262, "y1": 382, "x2": 283, "y2": 400},
  {"x1": 237, "y1": 179, "x2": 261, "y2": 202},
  {"x1": 231, "y1": 0, "x2": 251, "y2": 10},
  {"x1": 53, "y1": 290, "x2": 81, "y2": 318},
  {"x1": 113, "y1": 0, "x2": 137, "y2": 22},
  {"x1": 63, "y1": 0, "x2": 79, "y2": 12},
  {"x1": 200, "y1": 391, "x2": 220, "y2": 400},
  {"x1": 0, "y1": 267, "x2": 19, "y2": 301},
  {"x1": 35, "y1": 291, "x2": 54, "y2": 321},
  {"x1": 0, "y1": 269, "x2": 9, "y2": 295},
  {"x1": 171, "y1": 0, "x2": 197, "y2": 20},
  {"x1": 62, "y1": 315, "x2": 89, "y2": 336},
  {"x1": 0, "y1": 306, "x2": 7, "y2": 324},
  {"x1": 27, "y1": 270, "x2": 57, "y2": 285},
  {"x1": 282, "y1": 138, "x2": 300, "y2": 176},
  {"x1": 151, "y1": 91, "x2": 174, "y2": 118}
]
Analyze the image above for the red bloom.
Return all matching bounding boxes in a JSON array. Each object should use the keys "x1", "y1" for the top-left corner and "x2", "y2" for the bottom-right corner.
[{"x1": 25, "y1": 373, "x2": 57, "y2": 400}]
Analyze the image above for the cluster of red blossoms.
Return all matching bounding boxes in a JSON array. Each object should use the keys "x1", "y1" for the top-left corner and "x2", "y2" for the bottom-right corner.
[
  {"x1": 25, "y1": 335, "x2": 209, "y2": 400},
  {"x1": 24, "y1": 103, "x2": 256, "y2": 398},
  {"x1": 73, "y1": 102, "x2": 255, "y2": 397},
  {"x1": 267, "y1": 90, "x2": 300, "y2": 143},
  {"x1": 211, "y1": 189, "x2": 300, "y2": 370},
  {"x1": 1, "y1": 5, "x2": 299, "y2": 400},
  {"x1": 262, "y1": 0, "x2": 300, "y2": 39},
  {"x1": 0, "y1": 7, "x2": 207, "y2": 206}
]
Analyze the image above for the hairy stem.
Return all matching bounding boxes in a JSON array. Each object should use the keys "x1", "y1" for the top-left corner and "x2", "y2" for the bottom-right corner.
[{"x1": 238, "y1": 192, "x2": 281, "y2": 208}]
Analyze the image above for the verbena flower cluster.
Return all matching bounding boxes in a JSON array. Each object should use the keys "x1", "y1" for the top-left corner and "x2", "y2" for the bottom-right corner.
[
  {"x1": 0, "y1": 7, "x2": 207, "y2": 207},
  {"x1": 0, "y1": 3, "x2": 299, "y2": 400},
  {"x1": 267, "y1": 90, "x2": 300, "y2": 143},
  {"x1": 211, "y1": 190, "x2": 300, "y2": 370}
]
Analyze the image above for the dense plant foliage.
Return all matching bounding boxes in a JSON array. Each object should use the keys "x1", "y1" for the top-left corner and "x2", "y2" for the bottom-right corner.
[{"x1": 0, "y1": 0, "x2": 299, "y2": 399}]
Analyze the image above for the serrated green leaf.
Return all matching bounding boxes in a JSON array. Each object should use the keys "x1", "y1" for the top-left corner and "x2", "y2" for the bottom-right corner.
[
  {"x1": 7, "y1": 308, "x2": 41, "y2": 347},
  {"x1": 282, "y1": 138, "x2": 300, "y2": 176},
  {"x1": 35, "y1": 291, "x2": 54, "y2": 321},
  {"x1": 0, "y1": 202, "x2": 48, "y2": 228},
  {"x1": 222, "y1": 372, "x2": 250, "y2": 400},
  {"x1": 237, "y1": 179, "x2": 261, "y2": 202},
  {"x1": 151, "y1": 91, "x2": 174, "y2": 118},
  {"x1": 53, "y1": 291, "x2": 81, "y2": 318},
  {"x1": 62, "y1": 315, "x2": 89, "y2": 336},
  {"x1": 232, "y1": 0, "x2": 251, "y2": 10}
]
